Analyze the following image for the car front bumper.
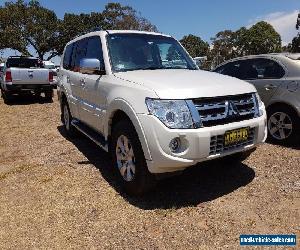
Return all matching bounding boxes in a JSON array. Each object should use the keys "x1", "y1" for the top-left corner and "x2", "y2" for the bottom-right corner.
[{"x1": 138, "y1": 112, "x2": 267, "y2": 174}]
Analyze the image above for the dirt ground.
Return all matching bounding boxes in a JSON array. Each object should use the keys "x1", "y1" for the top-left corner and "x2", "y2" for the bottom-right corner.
[{"x1": 0, "y1": 92, "x2": 299, "y2": 250}]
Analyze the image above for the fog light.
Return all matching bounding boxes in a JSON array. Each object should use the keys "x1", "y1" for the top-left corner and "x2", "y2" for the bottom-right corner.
[{"x1": 169, "y1": 137, "x2": 181, "y2": 152}]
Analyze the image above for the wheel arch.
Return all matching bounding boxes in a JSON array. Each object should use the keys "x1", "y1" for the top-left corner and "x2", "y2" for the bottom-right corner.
[
  {"x1": 266, "y1": 101, "x2": 299, "y2": 118},
  {"x1": 106, "y1": 99, "x2": 152, "y2": 161}
]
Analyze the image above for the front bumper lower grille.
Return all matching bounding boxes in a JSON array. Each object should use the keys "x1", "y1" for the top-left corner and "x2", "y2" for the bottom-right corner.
[{"x1": 209, "y1": 127, "x2": 256, "y2": 155}]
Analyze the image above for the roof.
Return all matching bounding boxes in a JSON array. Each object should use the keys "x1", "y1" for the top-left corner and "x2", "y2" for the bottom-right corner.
[
  {"x1": 217, "y1": 53, "x2": 300, "y2": 68},
  {"x1": 105, "y1": 30, "x2": 171, "y2": 37},
  {"x1": 67, "y1": 30, "x2": 172, "y2": 45}
]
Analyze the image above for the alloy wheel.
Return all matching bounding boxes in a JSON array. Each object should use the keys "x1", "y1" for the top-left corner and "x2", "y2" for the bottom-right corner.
[
  {"x1": 268, "y1": 111, "x2": 293, "y2": 140},
  {"x1": 115, "y1": 135, "x2": 136, "y2": 182}
]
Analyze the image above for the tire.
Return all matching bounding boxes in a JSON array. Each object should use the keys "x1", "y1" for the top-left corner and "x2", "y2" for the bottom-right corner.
[
  {"x1": 61, "y1": 100, "x2": 77, "y2": 137},
  {"x1": 1, "y1": 89, "x2": 13, "y2": 104},
  {"x1": 44, "y1": 90, "x2": 53, "y2": 102},
  {"x1": 267, "y1": 106, "x2": 300, "y2": 145},
  {"x1": 111, "y1": 119, "x2": 156, "y2": 196}
]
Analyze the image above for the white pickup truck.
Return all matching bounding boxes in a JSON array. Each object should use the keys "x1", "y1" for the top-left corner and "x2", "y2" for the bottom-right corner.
[
  {"x1": 58, "y1": 30, "x2": 267, "y2": 195},
  {"x1": 0, "y1": 56, "x2": 55, "y2": 103}
]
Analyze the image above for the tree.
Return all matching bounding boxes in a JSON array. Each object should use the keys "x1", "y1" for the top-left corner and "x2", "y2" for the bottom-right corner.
[
  {"x1": 289, "y1": 12, "x2": 300, "y2": 52},
  {"x1": 239, "y1": 21, "x2": 282, "y2": 55},
  {"x1": 0, "y1": 1, "x2": 157, "y2": 60},
  {"x1": 102, "y1": 3, "x2": 157, "y2": 31},
  {"x1": 180, "y1": 34, "x2": 209, "y2": 58},
  {"x1": 0, "y1": 0, "x2": 60, "y2": 60},
  {"x1": 55, "y1": 12, "x2": 105, "y2": 57},
  {"x1": 209, "y1": 30, "x2": 237, "y2": 66}
]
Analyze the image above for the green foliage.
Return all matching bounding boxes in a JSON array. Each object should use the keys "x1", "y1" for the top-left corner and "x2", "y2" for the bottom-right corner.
[
  {"x1": 240, "y1": 21, "x2": 282, "y2": 55},
  {"x1": 206, "y1": 22, "x2": 282, "y2": 68},
  {"x1": 179, "y1": 34, "x2": 209, "y2": 58},
  {"x1": 0, "y1": 0, "x2": 62, "y2": 59},
  {"x1": 0, "y1": 1, "x2": 157, "y2": 60},
  {"x1": 290, "y1": 35, "x2": 300, "y2": 52},
  {"x1": 102, "y1": 3, "x2": 157, "y2": 31},
  {"x1": 208, "y1": 30, "x2": 237, "y2": 67}
]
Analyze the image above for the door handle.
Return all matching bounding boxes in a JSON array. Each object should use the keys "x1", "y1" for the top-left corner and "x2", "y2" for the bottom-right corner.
[{"x1": 264, "y1": 84, "x2": 276, "y2": 90}]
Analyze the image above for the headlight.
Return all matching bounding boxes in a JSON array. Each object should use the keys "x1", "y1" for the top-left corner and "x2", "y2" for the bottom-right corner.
[
  {"x1": 255, "y1": 92, "x2": 264, "y2": 117},
  {"x1": 145, "y1": 98, "x2": 193, "y2": 128}
]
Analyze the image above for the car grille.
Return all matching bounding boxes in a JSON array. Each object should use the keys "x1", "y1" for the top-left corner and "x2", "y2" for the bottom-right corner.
[
  {"x1": 209, "y1": 127, "x2": 256, "y2": 155},
  {"x1": 192, "y1": 93, "x2": 258, "y2": 127}
]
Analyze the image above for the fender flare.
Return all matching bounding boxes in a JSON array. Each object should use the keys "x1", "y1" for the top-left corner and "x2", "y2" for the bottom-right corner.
[{"x1": 106, "y1": 98, "x2": 152, "y2": 161}]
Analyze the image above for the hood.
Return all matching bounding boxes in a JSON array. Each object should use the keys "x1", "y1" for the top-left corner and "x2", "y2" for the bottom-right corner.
[{"x1": 115, "y1": 69, "x2": 256, "y2": 99}]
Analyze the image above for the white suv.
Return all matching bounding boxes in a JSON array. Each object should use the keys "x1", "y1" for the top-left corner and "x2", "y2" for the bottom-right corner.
[{"x1": 58, "y1": 30, "x2": 267, "y2": 195}]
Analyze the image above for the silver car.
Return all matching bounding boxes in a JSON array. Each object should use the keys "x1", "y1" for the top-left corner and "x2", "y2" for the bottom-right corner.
[{"x1": 214, "y1": 53, "x2": 300, "y2": 144}]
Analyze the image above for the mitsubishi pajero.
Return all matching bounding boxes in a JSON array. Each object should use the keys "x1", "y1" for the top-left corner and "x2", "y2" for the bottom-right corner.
[{"x1": 58, "y1": 30, "x2": 267, "y2": 195}]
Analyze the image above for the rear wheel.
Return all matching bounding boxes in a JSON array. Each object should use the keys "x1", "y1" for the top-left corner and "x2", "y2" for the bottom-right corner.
[
  {"x1": 1, "y1": 89, "x2": 13, "y2": 104},
  {"x1": 61, "y1": 100, "x2": 77, "y2": 137},
  {"x1": 267, "y1": 106, "x2": 299, "y2": 144},
  {"x1": 44, "y1": 90, "x2": 53, "y2": 102},
  {"x1": 111, "y1": 120, "x2": 156, "y2": 196}
]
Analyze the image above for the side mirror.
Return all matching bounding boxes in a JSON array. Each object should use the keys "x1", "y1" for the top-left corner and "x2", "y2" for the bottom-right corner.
[{"x1": 79, "y1": 58, "x2": 104, "y2": 75}]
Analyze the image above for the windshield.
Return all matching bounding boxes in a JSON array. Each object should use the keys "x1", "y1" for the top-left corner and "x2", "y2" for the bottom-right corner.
[
  {"x1": 107, "y1": 33, "x2": 197, "y2": 72},
  {"x1": 6, "y1": 58, "x2": 43, "y2": 68}
]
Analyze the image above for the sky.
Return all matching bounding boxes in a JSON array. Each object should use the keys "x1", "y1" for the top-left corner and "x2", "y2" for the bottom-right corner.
[{"x1": 0, "y1": 0, "x2": 299, "y2": 64}]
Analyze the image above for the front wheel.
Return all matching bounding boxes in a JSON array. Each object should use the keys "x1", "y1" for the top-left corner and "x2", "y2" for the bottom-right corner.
[
  {"x1": 267, "y1": 106, "x2": 299, "y2": 144},
  {"x1": 111, "y1": 120, "x2": 156, "y2": 196}
]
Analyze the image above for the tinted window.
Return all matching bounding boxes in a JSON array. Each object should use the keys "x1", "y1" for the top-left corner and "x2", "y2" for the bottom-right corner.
[
  {"x1": 63, "y1": 44, "x2": 73, "y2": 70},
  {"x1": 216, "y1": 61, "x2": 243, "y2": 79},
  {"x1": 86, "y1": 36, "x2": 105, "y2": 71},
  {"x1": 249, "y1": 58, "x2": 285, "y2": 79},
  {"x1": 6, "y1": 58, "x2": 43, "y2": 68},
  {"x1": 72, "y1": 39, "x2": 88, "y2": 72}
]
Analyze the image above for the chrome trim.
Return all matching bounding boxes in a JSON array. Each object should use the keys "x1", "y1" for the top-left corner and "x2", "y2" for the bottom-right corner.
[
  {"x1": 186, "y1": 100, "x2": 202, "y2": 128},
  {"x1": 192, "y1": 93, "x2": 258, "y2": 126},
  {"x1": 252, "y1": 93, "x2": 259, "y2": 118}
]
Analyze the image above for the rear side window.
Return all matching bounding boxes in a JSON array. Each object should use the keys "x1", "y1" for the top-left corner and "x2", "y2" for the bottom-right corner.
[
  {"x1": 216, "y1": 59, "x2": 285, "y2": 80},
  {"x1": 63, "y1": 44, "x2": 74, "y2": 70},
  {"x1": 249, "y1": 58, "x2": 285, "y2": 79},
  {"x1": 86, "y1": 36, "x2": 105, "y2": 71}
]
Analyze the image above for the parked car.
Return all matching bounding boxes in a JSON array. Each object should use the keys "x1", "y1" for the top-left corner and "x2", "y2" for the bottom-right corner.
[
  {"x1": 213, "y1": 54, "x2": 300, "y2": 144},
  {"x1": 0, "y1": 56, "x2": 55, "y2": 103},
  {"x1": 43, "y1": 60, "x2": 58, "y2": 86},
  {"x1": 43, "y1": 60, "x2": 57, "y2": 73},
  {"x1": 193, "y1": 56, "x2": 207, "y2": 68},
  {"x1": 58, "y1": 30, "x2": 267, "y2": 195}
]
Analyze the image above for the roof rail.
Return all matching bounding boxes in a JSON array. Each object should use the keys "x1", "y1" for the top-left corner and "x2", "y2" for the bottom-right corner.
[{"x1": 72, "y1": 27, "x2": 104, "y2": 39}]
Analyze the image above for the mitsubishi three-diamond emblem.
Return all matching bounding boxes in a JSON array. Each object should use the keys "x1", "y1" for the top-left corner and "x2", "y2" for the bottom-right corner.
[{"x1": 227, "y1": 101, "x2": 239, "y2": 116}]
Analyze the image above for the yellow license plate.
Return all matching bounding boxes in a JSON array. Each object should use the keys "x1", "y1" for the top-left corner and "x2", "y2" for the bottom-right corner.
[{"x1": 224, "y1": 127, "x2": 249, "y2": 146}]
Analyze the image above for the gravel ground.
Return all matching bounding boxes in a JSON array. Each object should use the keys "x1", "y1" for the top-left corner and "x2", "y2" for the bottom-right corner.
[{"x1": 0, "y1": 92, "x2": 299, "y2": 250}]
